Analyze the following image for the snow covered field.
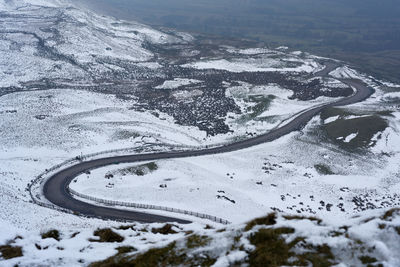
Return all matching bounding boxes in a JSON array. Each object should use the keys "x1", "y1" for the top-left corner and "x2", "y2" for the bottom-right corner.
[
  {"x1": 70, "y1": 109, "x2": 400, "y2": 224},
  {"x1": 0, "y1": 88, "x2": 207, "y2": 229},
  {"x1": 182, "y1": 45, "x2": 323, "y2": 74},
  {"x1": 223, "y1": 82, "x2": 341, "y2": 138},
  {"x1": 183, "y1": 57, "x2": 321, "y2": 74},
  {"x1": 1, "y1": 0, "x2": 399, "y2": 231},
  {"x1": 0, "y1": 84, "x2": 359, "y2": 231}
]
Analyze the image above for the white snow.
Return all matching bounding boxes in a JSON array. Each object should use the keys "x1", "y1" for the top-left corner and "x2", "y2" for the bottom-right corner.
[
  {"x1": 381, "y1": 91, "x2": 400, "y2": 102},
  {"x1": 381, "y1": 81, "x2": 400, "y2": 88},
  {"x1": 343, "y1": 132, "x2": 358, "y2": 143},
  {"x1": 226, "y1": 47, "x2": 275, "y2": 55},
  {"x1": 330, "y1": 66, "x2": 362, "y2": 79},
  {"x1": 136, "y1": 62, "x2": 163, "y2": 69},
  {"x1": 344, "y1": 114, "x2": 372, "y2": 120},
  {"x1": 155, "y1": 78, "x2": 202, "y2": 90},
  {"x1": 182, "y1": 56, "x2": 321, "y2": 74},
  {"x1": 324, "y1": 115, "x2": 340, "y2": 124},
  {"x1": 291, "y1": 51, "x2": 303, "y2": 56}
]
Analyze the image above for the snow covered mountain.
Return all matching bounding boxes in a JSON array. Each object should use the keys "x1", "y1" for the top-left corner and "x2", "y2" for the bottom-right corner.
[
  {"x1": 0, "y1": 0, "x2": 354, "y2": 136},
  {"x1": 0, "y1": 0, "x2": 187, "y2": 88},
  {"x1": 1, "y1": 0, "x2": 400, "y2": 266}
]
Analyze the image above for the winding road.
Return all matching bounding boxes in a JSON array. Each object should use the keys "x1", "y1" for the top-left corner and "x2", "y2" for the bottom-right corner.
[{"x1": 42, "y1": 64, "x2": 374, "y2": 224}]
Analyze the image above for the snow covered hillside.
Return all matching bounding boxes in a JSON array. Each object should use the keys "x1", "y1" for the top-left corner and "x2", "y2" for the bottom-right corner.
[
  {"x1": 0, "y1": 0, "x2": 186, "y2": 89},
  {"x1": 2, "y1": 209, "x2": 400, "y2": 266},
  {"x1": 1, "y1": 0, "x2": 400, "y2": 266}
]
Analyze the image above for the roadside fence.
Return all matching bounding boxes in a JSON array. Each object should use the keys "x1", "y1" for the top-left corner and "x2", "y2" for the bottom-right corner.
[
  {"x1": 68, "y1": 187, "x2": 231, "y2": 225},
  {"x1": 27, "y1": 143, "x2": 231, "y2": 224}
]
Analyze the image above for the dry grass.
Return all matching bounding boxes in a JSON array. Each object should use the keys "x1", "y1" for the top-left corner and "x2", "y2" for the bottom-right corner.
[
  {"x1": 283, "y1": 215, "x2": 322, "y2": 225},
  {"x1": 41, "y1": 230, "x2": 60, "y2": 241},
  {"x1": 151, "y1": 224, "x2": 178, "y2": 235},
  {"x1": 90, "y1": 241, "x2": 216, "y2": 267},
  {"x1": 382, "y1": 208, "x2": 400, "y2": 221},
  {"x1": 0, "y1": 245, "x2": 23, "y2": 259},
  {"x1": 90, "y1": 228, "x2": 124, "y2": 243},
  {"x1": 186, "y1": 235, "x2": 211, "y2": 249},
  {"x1": 248, "y1": 227, "x2": 335, "y2": 266},
  {"x1": 244, "y1": 213, "x2": 277, "y2": 231}
]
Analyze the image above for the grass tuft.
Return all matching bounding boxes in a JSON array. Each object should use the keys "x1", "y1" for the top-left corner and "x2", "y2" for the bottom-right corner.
[
  {"x1": 90, "y1": 228, "x2": 124, "y2": 243},
  {"x1": 283, "y1": 215, "x2": 322, "y2": 224},
  {"x1": 151, "y1": 224, "x2": 178, "y2": 235},
  {"x1": 41, "y1": 229, "x2": 60, "y2": 241},
  {"x1": 115, "y1": 162, "x2": 159, "y2": 177},
  {"x1": 0, "y1": 245, "x2": 23, "y2": 259},
  {"x1": 245, "y1": 213, "x2": 277, "y2": 231},
  {"x1": 382, "y1": 208, "x2": 400, "y2": 221},
  {"x1": 90, "y1": 241, "x2": 217, "y2": 267},
  {"x1": 294, "y1": 244, "x2": 335, "y2": 267},
  {"x1": 394, "y1": 226, "x2": 400, "y2": 235},
  {"x1": 116, "y1": 246, "x2": 136, "y2": 254},
  {"x1": 248, "y1": 227, "x2": 295, "y2": 266},
  {"x1": 117, "y1": 225, "x2": 134, "y2": 230},
  {"x1": 359, "y1": 255, "x2": 378, "y2": 264},
  {"x1": 186, "y1": 235, "x2": 211, "y2": 249}
]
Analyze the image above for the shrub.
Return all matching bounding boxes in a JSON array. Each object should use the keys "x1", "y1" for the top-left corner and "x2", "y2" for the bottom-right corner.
[
  {"x1": 145, "y1": 162, "x2": 158, "y2": 171},
  {"x1": 314, "y1": 164, "x2": 334, "y2": 175}
]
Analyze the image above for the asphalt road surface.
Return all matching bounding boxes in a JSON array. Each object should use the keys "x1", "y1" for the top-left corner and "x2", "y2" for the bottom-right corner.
[{"x1": 43, "y1": 65, "x2": 374, "y2": 224}]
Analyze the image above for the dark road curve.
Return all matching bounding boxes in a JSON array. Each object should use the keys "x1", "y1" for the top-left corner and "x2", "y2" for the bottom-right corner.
[{"x1": 43, "y1": 76, "x2": 374, "y2": 224}]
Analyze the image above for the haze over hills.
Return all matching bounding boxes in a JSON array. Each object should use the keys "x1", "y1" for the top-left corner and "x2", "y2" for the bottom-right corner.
[
  {"x1": 0, "y1": 0, "x2": 400, "y2": 266},
  {"x1": 74, "y1": 0, "x2": 400, "y2": 84}
]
